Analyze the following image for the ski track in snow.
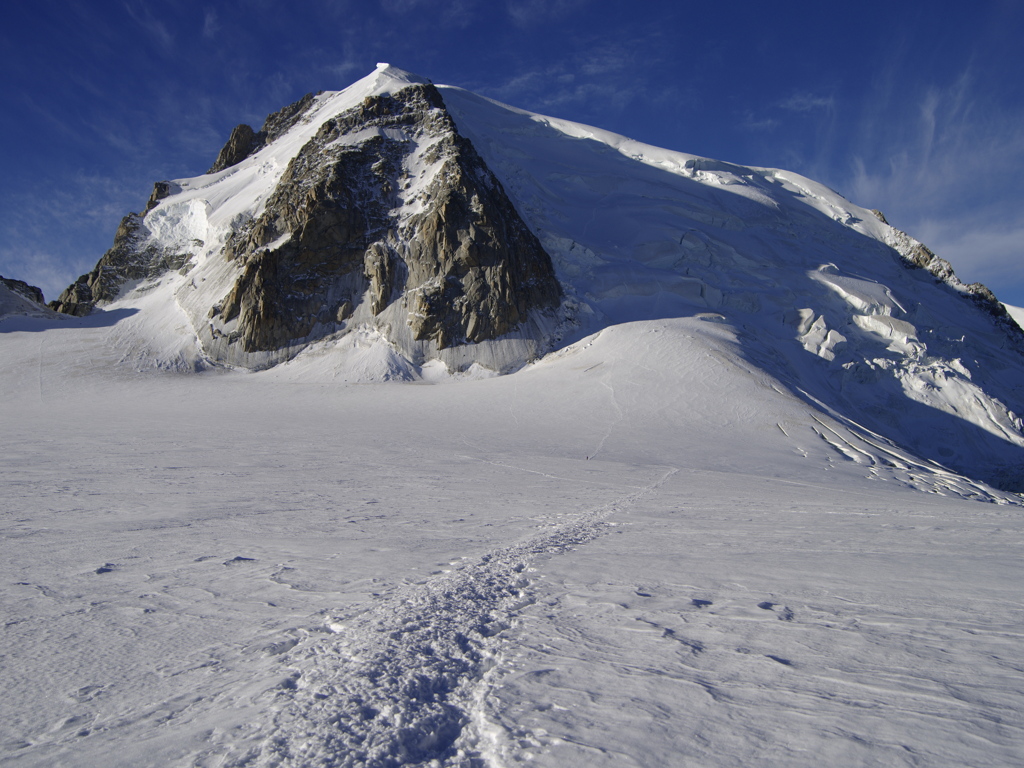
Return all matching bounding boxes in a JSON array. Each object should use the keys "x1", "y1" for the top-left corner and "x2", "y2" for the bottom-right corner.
[
  {"x1": 453, "y1": 454, "x2": 646, "y2": 491},
  {"x1": 590, "y1": 376, "x2": 623, "y2": 462},
  {"x1": 243, "y1": 468, "x2": 679, "y2": 767}
]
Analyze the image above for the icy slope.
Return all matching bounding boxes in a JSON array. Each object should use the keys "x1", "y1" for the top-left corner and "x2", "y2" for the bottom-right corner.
[
  {"x1": 0, "y1": 280, "x2": 53, "y2": 319},
  {"x1": 436, "y1": 85, "x2": 1024, "y2": 490}
]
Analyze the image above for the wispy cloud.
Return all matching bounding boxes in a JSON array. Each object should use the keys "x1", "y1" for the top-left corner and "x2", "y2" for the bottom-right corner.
[
  {"x1": 203, "y1": 9, "x2": 220, "y2": 40},
  {"x1": 779, "y1": 92, "x2": 835, "y2": 112},
  {"x1": 740, "y1": 111, "x2": 780, "y2": 132},
  {"x1": 487, "y1": 66, "x2": 635, "y2": 116},
  {"x1": 506, "y1": 0, "x2": 590, "y2": 27},
  {"x1": 479, "y1": 30, "x2": 672, "y2": 123},
  {"x1": 123, "y1": 2, "x2": 174, "y2": 52},
  {"x1": 0, "y1": 246, "x2": 90, "y2": 302},
  {"x1": 846, "y1": 68, "x2": 1024, "y2": 212},
  {"x1": 735, "y1": 91, "x2": 834, "y2": 139},
  {"x1": 578, "y1": 44, "x2": 634, "y2": 77},
  {"x1": 839, "y1": 66, "x2": 1024, "y2": 299}
]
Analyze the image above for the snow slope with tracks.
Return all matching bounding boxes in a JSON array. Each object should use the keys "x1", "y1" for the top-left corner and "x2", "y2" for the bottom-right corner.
[{"x1": 2, "y1": 308, "x2": 1023, "y2": 767}]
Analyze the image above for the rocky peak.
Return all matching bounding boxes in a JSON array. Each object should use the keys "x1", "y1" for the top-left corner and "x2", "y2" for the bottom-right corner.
[
  {"x1": 49, "y1": 79, "x2": 562, "y2": 370},
  {"x1": 207, "y1": 92, "x2": 318, "y2": 174},
  {"x1": 1, "y1": 276, "x2": 45, "y2": 306},
  {"x1": 205, "y1": 82, "x2": 560, "y2": 361},
  {"x1": 208, "y1": 124, "x2": 258, "y2": 174}
]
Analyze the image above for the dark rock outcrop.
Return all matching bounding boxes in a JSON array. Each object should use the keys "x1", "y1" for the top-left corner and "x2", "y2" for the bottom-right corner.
[
  {"x1": 49, "y1": 212, "x2": 190, "y2": 316},
  {"x1": 208, "y1": 124, "x2": 258, "y2": 174},
  {"x1": 208, "y1": 93, "x2": 318, "y2": 174},
  {"x1": 1, "y1": 276, "x2": 45, "y2": 306},
  {"x1": 211, "y1": 83, "x2": 561, "y2": 354},
  {"x1": 145, "y1": 181, "x2": 176, "y2": 212}
]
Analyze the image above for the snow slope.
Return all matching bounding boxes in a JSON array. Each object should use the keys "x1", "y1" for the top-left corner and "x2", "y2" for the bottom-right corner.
[
  {"x1": 0, "y1": 282, "x2": 56, "y2": 320},
  {"x1": 3, "y1": 66, "x2": 1024, "y2": 767},
  {"x1": 437, "y1": 83, "x2": 1024, "y2": 491}
]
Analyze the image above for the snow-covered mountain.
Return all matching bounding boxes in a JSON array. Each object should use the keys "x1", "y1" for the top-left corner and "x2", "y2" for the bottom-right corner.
[
  {"x1": 50, "y1": 66, "x2": 562, "y2": 374},
  {"x1": 43, "y1": 63, "x2": 1024, "y2": 492},
  {"x1": 4, "y1": 66, "x2": 1024, "y2": 768}
]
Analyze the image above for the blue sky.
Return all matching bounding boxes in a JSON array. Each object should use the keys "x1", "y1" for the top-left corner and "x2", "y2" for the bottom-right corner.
[{"x1": 2, "y1": 0, "x2": 1022, "y2": 305}]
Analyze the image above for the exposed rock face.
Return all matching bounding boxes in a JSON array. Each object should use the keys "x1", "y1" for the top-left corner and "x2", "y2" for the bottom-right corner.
[
  {"x1": 145, "y1": 181, "x2": 176, "y2": 212},
  {"x1": 208, "y1": 124, "x2": 258, "y2": 174},
  {"x1": 207, "y1": 93, "x2": 318, "y2": 173},
  {"x1": 52, "y1": 81, "x2": 561, "y2": 367},
  {"x1": 400, "y1": 120, "x2": 562, "y2": 349},
  {"x1": 214, "y1": 130, "x2": 397, "y2": 351},
  {"x1": 49, "y1": 208, "x2": 190, "y2": 316},
  {"x1": 899, "y1": 238, "x2": 956, "y2": 282},
  {"x1": 209, "y1": 83, "x2": 560, "y2": 354},
  {"x1": 1, "y1": 276, "x2": 45, "y2": 306},
  {"x1": 881, "y1": 214, "x2": 1021, "y2": 338}
]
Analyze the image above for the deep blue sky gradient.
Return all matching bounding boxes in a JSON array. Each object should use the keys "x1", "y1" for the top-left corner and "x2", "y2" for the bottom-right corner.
[{"x1": 2, "y1": 0, "x2": 1022, "y2": 304}]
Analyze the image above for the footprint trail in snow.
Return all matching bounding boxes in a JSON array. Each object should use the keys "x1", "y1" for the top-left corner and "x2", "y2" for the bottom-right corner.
[{"x1": 248, "y1": 469, "x2": 678, "y2": 767}]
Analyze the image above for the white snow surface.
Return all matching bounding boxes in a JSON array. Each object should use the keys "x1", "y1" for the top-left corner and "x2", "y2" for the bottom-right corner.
[
  {"x1": 1005, "y1": 303, "x2": 1024, "y2": 329},
  {"x1": 3, "y1": 66, "x2": 1024, "y2": 767},
  {"x1": 3, "y1": 311, "x2": 1024, "y2": 767}
]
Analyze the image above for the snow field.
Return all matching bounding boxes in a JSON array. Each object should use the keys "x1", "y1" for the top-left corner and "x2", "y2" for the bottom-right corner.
[
  {"x1": 254, "y1": 469, "x2": 674, "y2": 767},
  {"x1": 438, "y1": 81, "x2": 1024, "y2": 490},
  {"x1": 3, "y1": 313, "x2": 1023, "y2": 766},
  {"x1": 483, "y1": 470, "x2": 1024, "y2": 767}
]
